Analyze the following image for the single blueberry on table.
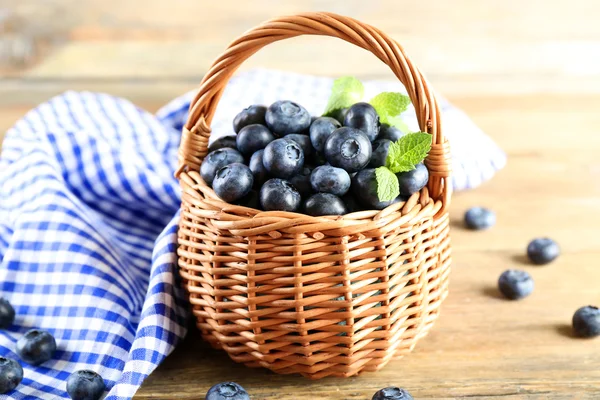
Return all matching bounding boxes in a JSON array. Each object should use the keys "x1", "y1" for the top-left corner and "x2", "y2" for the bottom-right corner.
[
  {"x1": 309, "y1": 116, "x2": 341, "y2": 153},
  {"x1": 66, "y1": 370, "x2": 106, "y2": 400},
  {"x1": 206, "y1": 382, "x2": 250, "y2": 400},
  {"x1": 464, "y1": 207, "x2": 496, "y2": 230},
  {"x1": 368, "y1": 139, "x2": 392, "y2": 168},
  {"x1": 324, "y1": 127, "x2": 372, "y2": 173},
  {"x1": 235, "y1": 124, "x2": 275, "y2": 156},
  {"x1": 378, "y1": 124, "x2": 406, "y2": 142},
  {"x1": 527, "y1": 238, "x2": 560, "y2": 265},
  {"x1": 289, "y1": 167, "x2": 313, "y2": 198},
  {"x1": 262, "y1": 138, "x2": 305, "y2": 179},
  {"x1": 572, "y1": 305, "x2": 600, "y2": 338},
  {"x1": 396, "y1": 163, "x2": 429, "y2": 196},
  {"x1": 372, "y1": 387, "x2": 414, "y2": 400},
  {"x1": 260, "y1": 178, "x2": 301, "y2": 212},
  {"x1": 310, "y1": 165, "x2": 351, "y2": 196},
  {"x1": 233, "y1": 104, "x2": 267, "y2": 133},
  {"x1": 208, "y1": 135, "x2": 237, "y2": 153},
  {"x1": 352, "y1": 169, "x2": 406, "y2": 210},
  {"x1": 498, "y1": 269, "x2": 534, "y2": 300},
  {"x1": 0, "y1": 357, "x2": 23, "y2": 394},
  {"x1": 285, "y1": 133, "x2": 313, "y2": 158},
  {"x1": 200, "y1": 148, "x2": 245, "y2": 186},
  {"x1": 344, "y1": 102, "x2": 380, "y2": 141},
  {"x1": 0, "y1": 298, "x2": 15, "y2": 329},
  {"x1": 248, "y1": 150, "x2": 268, "y2": 189},
  {"x1": 16, "y1": 329, "x2": 57, "y2": 365},
  {"x1": 212, "y1": 163, "x2": 253, "y2": 203},
  {"x1": 304, "y1": 193, "x2": 348, "y2": 216},
  {"x1": 265, "y1": 100, "x2": 311, "y2": 136}
]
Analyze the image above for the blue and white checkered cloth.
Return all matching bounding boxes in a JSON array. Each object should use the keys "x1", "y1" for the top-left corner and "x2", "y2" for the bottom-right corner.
[{"x1": 0, "y1": 69, "x2": 505, "y2": 399}]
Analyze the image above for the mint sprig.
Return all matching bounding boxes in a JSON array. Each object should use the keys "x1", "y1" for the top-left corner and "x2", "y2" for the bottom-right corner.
[
  {"x1": 370, "y1": 92, "x2": 411, "y2": 124},
  {"x1": 323, "y1": 76, "x2": 364, "y2": 117},
  {"x1": 386, "y1": 132, "x2": 432, "y2": 173},
  {"x1": 375, "y1": 132, "x2": 432, "y2": 202},
  {"x1": 375, "y1": 166, "x2": 399, "y2": 202}
]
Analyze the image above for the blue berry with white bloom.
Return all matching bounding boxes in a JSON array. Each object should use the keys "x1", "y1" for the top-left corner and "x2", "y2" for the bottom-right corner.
[
  {"x1": 66, "y1": 370, "x2": 105, "y2": 400},
  {"x1": 206, "y1": 382, "x2": 250, "y2": 400},
  {"x1": 0, "y1": 357, "x2": 22, "y2": 394},
  {"x1": 372, "y1": 387, "x2": 414, "y2": 400},
  {"x1": 16, "y1": 329, "x2": 56, "y2": 365},
  {"x1": 572, "y1": 306, "x2": 600, "y2": 338},
  {"x1": 498, "y1": 269, "x2": 534, "y2": 300},
  {"x1": 527, "y1": 238, "x2": 560, "y2": 265},
  {"x1": 0, "y1": 298, "x2": 15, "y2": 329},
  {"x1": 464, "y1": 207, "x2": 496, "y2": 230}
]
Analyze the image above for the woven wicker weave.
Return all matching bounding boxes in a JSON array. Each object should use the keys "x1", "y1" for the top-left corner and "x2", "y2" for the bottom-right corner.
[{"x1": 175, "y1": 12, "x2": 452, "y2": 379}]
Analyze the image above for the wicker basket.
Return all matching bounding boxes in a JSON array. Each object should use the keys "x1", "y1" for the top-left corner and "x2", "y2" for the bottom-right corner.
[{"x1": 175, "y1": 12, "x2": 452, "y2": 379}]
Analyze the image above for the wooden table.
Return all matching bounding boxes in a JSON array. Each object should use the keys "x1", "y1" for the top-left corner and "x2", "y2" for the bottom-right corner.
[{"x1": 2, "y1": 1, "x2": 600, "y2": 399}]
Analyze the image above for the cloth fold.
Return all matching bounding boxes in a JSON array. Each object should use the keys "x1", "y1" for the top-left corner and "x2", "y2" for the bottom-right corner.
[{"x1": 0, "y1": 69, "x2": 505, "y2": 399}]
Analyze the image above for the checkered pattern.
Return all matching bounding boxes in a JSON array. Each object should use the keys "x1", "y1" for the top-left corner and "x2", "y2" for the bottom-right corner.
[{"x1": 0, "y1": 69, "x2": 504, "y2": 399}]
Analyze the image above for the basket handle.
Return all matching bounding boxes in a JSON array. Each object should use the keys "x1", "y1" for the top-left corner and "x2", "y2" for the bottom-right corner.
[{"x1": 176, "y1": 12, "x2": 451, "y2": 203}]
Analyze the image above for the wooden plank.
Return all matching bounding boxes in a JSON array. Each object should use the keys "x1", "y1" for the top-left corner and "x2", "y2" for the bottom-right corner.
[{"x1": 4, "y1": 0, "x2": 600, "y2": 95}]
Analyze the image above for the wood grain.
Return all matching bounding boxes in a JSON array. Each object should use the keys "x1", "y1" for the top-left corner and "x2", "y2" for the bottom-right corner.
[{"x1": 1, "y1": 1, "x2": 600, "y2": 399}]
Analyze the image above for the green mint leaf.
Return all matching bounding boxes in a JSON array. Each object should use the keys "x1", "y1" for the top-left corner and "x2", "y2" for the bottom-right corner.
[
  {"x1": 323, "y1": 76, "x2": 364, "y2": 117},
  {"x1": 375, "y1": 166, "x2": 399, "y2": 202},
  {"x1": 386, "y1": 116, "x2": 411, "y2": 135},
  {"x1": 370, "y1": 92, "x2": 411, "y2": 125},
  {"x1": 386, "y1": 132, "x2": 432, "y2": 173}
]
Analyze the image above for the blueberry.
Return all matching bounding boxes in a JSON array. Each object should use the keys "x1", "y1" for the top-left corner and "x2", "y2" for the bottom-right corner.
[
  {"x1": 285, "y1": 133, "x2": 313, "y2": 158},
  {"x1": 16, "y1": 329, "x2": 56, "y2": 365},
  {"x1": 498, "y1": 269, "x2": 534, "y2": 300},
  {"x1": 310, "y1": 165, "x2": 351, "y2": 196},
  {"x1": 265, "y1": 100, "x2": 311, "y2": 136},
  {"x1": 378, "y1": 124, "x2": 406, "y2": 142},
  {"x1": 395, "y1": 163, "x2": 429, "y2": 196},
  {"x1": 213, "y1": 163, "x2": 253, "y2": 203},
  {"x1": 572, "y1": 306, "x2": 600, "y2": 338},
  {"x1": 262, "y1": 138, "x2": 304, "y2": 179},
  {"x1": 368, "y1": 139, "x2": 392, "y2": 168},
  {"x1": 235, "y1": 190, "x2": 260, "y2": 210},
  {"x1": 329, "y1": 107, "x2": 349, "y2": 125},
  {"x1": 0, "y1": 357, "x2": 22, "y2": 394},
  {"x1": 200, "y1": 148, "x2": 245, "y2": 186},
  {"x1": 236, "y1": 124, "x2": 275, "y2": 156},
  {"x1": 352, "y1": 169, "x2": 405, "y2": 210},
  {"x1": 206, "y1": 382, "x2": 250, "y2": 400},
  {"x1": 324, "y1": 127, "x2": 372, "y2": 173},
  {"x1": 341, "y1": 193, "x2": 362, "y2": 213},
  {"x1": 289, "y1": 167, "x2": 313, "y2": 198},
  {"x1": 309, "y1": 117, "x2": 341, "y2": 153},
  {"x1": 66, "y1": 370, "x2": 105, "y2": 400},
  {"x1": 233, "y1": 105, "x2": 267, "y2": 133},
  {"x1": 372, "y1": 387, "x2": 414, "y2": 400},
  {"x1": 248, "y1": 149, "x2": 268, "y2": 189},
  {"x1": 260, "y1": 179, "x2": 301, "y2": 212},
  {"x1": 0, "y1": 298, "x2": 15, "y2": 329},
  {"x1": 208, "y1": 135, "x2": 237, "y2": 153},
  {"x1": 527, "y1": 238, "x2": 560, "y2": 265},
  {"x1": 304, "y1": 193, "x2": 347, "y2": 216},
  {"x1": 464, "y1": 207, "x2": 496, "y2": 230},
  {"x1": 344, "y1": 102, "x2": 380, "y2": 141}
]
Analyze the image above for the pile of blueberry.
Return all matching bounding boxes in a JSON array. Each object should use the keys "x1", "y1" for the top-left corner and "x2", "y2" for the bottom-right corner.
[
  {"x1": 0, "y1": 299, "x2": 105, "y2": 399},
  {"x1": 464, "y1": 207, "x2": 600, "y2": 337},
  {"x1": 200, "y1": 100, "x2": 428, "y2": 216},
  {"x1": 205, "y1": 382, "x2": 414, "y2": 400}
]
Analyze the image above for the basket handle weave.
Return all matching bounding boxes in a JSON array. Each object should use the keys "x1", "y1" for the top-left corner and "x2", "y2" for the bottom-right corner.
[{"x1": 176, "y1": 12, "x2": 451, "y2": 203}]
